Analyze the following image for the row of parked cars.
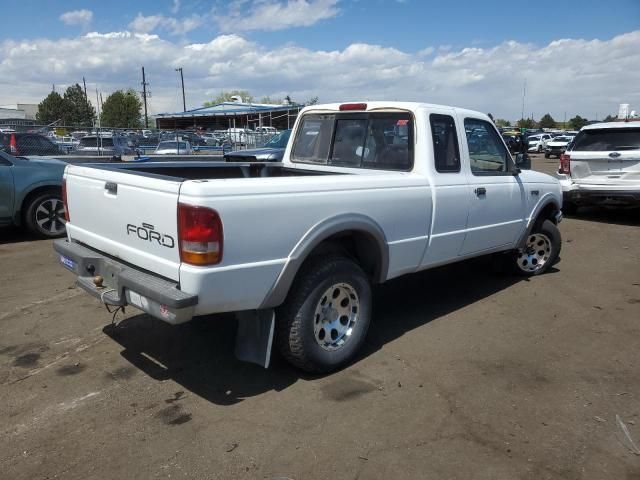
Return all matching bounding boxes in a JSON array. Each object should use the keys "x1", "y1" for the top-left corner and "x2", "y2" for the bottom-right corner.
[{"x1": 501, "y1": 129, "x2": 580, "y2": 159}]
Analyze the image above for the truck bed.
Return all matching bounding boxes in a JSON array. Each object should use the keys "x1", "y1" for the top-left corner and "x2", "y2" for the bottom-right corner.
[{"x1": 88, "y1": 161, "x2": 341, "y2": 181}]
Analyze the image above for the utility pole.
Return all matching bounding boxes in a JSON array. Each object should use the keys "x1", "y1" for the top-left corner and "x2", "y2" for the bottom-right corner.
[
  {"x1": 100, "y1": 92, "x2": 103, "y2": 110},
  {"x1": 141, "y1": 66, "x2": 149, "y2": 128},
  {"x1": 520, "y1": 78, "x2": 527, "y2": 124},
  {"x1": 175, "y1": 67, "x2": 186, "y2": 112},
  {"x1": 82, "y1": 77, "x2": 88, "y2": 99}
]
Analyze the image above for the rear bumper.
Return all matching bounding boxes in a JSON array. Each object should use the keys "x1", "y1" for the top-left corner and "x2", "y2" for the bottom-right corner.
[
  {"x1": 560, "y1": 182, "x2": 640, "y2": 206},
  {"x1": 53, "y1": 239, "x2": 197, "y2": 324}
]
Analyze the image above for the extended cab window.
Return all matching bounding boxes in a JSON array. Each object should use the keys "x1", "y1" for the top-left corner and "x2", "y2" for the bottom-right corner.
[
  {"x1": 430, "y1": 114, "x2": 460, "y2": 172},
  {"x1": 464, "y1": 118, "x2": 509, "y2": 174},
  {"x1": 292, "y1": 112, "x2": 413, "y2": 171}
]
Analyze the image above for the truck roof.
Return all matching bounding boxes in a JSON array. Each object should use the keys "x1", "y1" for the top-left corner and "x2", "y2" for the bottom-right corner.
[{"x1": 299, "y1": 101, "x2": 489, "y2": 120}]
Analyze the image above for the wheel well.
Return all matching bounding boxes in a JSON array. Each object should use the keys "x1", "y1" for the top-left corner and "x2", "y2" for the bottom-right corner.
[
  {"x1": 305, "y1": 230, "x2": 384, "y2": 283},
  {"x1": 535, "y1": 202, "x2": 560, "y2": 227},
  {"x1": 19, "y1": 186, "x2": 61, "y2": 224}
]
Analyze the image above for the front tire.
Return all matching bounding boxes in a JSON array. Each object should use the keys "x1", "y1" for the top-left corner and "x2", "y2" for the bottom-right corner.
[
  {"x1": 276, "y1": 255, "x2": 372, "y2": 373},
  {"x1": 544, "y1": 152, "x2": 550, "y2": 158},
  {"x1": 24, "y1": 191, "x2": 66, "y2": 238},
  {"x1": 514, "y1": 220, "x2": 561, "y2": 276}
]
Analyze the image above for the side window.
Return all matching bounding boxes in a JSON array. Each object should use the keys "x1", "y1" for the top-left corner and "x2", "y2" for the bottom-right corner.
[
  {"x1": 464, "y1": 118, "x2": 510, "y2": 174},
  {"x1": 330, "y1": 119, "x2": 367, "y2": 167},
  {"x1": 430, "y1": 114, "x2": 460, "y2": 172}
]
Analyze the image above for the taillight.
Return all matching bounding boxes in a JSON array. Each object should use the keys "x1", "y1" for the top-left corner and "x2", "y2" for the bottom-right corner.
[
  {"x1": 177, "y1": 203, "x2": 223, "y2": 266},
  {"x1": 339, "y1": 103, "x2": 367, "y2": 111},
  {"x1": 61, "y1": 178, "x2": 70, "y2": 222},
  {"x1": 559, "y1": 153, "x2": 571, "y2": 174},
  {"x1": 9, "y1": 133, "x2": 17, "y2": 154}
]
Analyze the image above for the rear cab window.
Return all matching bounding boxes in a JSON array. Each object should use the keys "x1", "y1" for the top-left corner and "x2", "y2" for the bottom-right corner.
[
  {"x1": 571, "y1": 128, "x2": 640, "y2": 151},
  {"x1": 430, "y1": 114, "x2": 460, "y2": 172},
  {"x1": 291, "y1": 112, "x2": 414, "y2": 171}
]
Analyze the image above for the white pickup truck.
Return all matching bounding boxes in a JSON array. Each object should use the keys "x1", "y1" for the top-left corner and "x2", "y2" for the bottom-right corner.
[{"x1": 54, "y1": 102, "x2": 563, "y2": 373}]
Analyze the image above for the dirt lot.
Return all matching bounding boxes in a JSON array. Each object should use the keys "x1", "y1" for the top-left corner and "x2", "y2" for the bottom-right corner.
[{"x1": 1, "y1": 155, "x2": 639, "y2": 480}]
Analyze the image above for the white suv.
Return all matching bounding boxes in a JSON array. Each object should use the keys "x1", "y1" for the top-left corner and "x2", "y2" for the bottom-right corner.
[
  {"x1": 527, "y1": 133, "x2": 554, "y2": 153},
  {"x1": 558, "y1": 121, "x2": 640, "y2": 212}
]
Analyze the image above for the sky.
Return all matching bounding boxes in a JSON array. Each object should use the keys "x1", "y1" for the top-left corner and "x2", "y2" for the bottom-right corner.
[{"x1": 0, "y1": 0, "x2": 639, "y2": 121}]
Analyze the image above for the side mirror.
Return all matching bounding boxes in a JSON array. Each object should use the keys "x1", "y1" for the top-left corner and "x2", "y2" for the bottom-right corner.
[{"x1": 515, "y1": 153, "x2": 531, "y2": 170}]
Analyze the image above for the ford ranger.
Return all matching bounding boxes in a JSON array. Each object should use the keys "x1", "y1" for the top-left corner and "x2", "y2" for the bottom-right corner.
[{"x1": 54, "y1": 102, "x2": 563, "y2": 373}]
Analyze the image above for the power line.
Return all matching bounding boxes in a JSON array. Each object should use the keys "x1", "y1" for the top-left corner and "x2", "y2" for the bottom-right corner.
[{"x1": 141, "y1": 66, "x2": 150, "y2": 129}]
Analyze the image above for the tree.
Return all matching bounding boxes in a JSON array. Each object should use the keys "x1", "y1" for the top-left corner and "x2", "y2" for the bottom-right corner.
[
  {"x1": 516, "y1": 118, "x2": 536, "y2": 129},
  {"x1": 495, "y1": 118, "x2": 511, "y2": 128},
  {"x1": 538, "y1": 113, "x2": 556, "y2": 129},
  {"x1": 63, "y1": 84, "x2": 95, "y2": 127},
  {"x1": 568, "y1": 115, "x2": 589, "y2": 130},
  {"x1": 36, "y1": 91, "x2": 69, "y2": 125},
  {"x1": 603, "y1": 114, "x2": 617, "y2": 122},
  {"x1": 306, "y1": 96, "x2": 319, "y2": 106},
  {"x1": 204, "y1": 90, "x2": 253, "y2": 106},
  {"x1": 260, "y1": 96, "x2": 282, "y2": 104},
  {"x1": 100, "y1": 89, "x2": 143, "y2": 128}
]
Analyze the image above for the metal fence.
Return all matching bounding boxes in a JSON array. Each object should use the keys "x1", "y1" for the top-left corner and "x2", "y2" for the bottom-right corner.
[{"x1": 0, "y1": 124, "x2": 281, "y2": 159}]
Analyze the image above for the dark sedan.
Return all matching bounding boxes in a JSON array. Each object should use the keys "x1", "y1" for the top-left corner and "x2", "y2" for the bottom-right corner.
[{"x1": 224, "y1": 129, "x2": 291, "y2": 162}]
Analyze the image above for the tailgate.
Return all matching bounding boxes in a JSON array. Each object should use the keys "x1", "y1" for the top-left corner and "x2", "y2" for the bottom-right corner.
[
  {"x1": 570, "y1": 127, "x2": 640, "y2": 187},
  {"x1": 571, "y1": 150, "x2": 640, "y2": 186},
  {"x1": 64, "y1": 164, "x2": 182, "y2": 281}
]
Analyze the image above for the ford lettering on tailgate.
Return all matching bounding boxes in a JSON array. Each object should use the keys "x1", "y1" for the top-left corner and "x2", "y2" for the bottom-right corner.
[{"x1": 126, "y1": 222, "x2": 175, "y2": 248}]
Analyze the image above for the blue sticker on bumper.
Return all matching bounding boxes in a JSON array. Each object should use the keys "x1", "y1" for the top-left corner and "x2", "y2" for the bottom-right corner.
[{"x1": 60, "y1": 255, "x2": 75, "y2": 271}]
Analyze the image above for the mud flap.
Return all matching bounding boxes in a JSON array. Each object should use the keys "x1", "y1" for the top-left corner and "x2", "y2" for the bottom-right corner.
[{"x1": 234, "y1": 309, "x2": 275, "y2": 368}]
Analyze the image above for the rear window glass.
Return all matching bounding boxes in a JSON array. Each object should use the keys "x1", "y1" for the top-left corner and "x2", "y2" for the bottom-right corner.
[
  {"x1": 572, "y1": 128, "x2": 640, "y2": 151},
  {"x1": 80, "y1": 137, "x2": 113, "y2": 147},
  {"x1": 292, "y1": 112, "x2": 413, "y2": 171}
]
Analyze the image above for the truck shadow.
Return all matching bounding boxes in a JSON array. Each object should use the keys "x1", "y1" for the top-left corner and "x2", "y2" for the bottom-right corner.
[
  {"x1": 103, "y1": 256, "x2": 548, "y2": 405},
  {"x1": 566, "y1": 206, "x2": 640, "y2": 227}
]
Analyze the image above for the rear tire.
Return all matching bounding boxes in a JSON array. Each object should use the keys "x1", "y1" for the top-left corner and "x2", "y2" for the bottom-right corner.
[
  {"x1": 24, "y1": 191, "x2": 66, "y2": 238},
  {"x1": 544, "y1": 152, "x2": 550, "y2": 158},
  {"x1": 513, "y1": 220, "x2": 561, "y2": 276},
  {"x1": 276, "y1": 255, "x2": 372, "y2": 373}
]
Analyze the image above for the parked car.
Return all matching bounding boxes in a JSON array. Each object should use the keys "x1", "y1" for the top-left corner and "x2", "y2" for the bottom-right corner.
[
  {"x1": 558, "y1": 121, "x2": 640, "y2": 213},
  {"x1": 527, "y1": 133, "x2": 554, "y2": 153},
  {"x1": 54, "y1": 101, "x2": 562, "y2": 374},
  {"x1": 226, "y1": 128, "x2": 251, "y2": 145},
  {"x1": 502, "y1": 134, "x2": 521, "y2": 155},
  {"x1": 544, "y1": 135, "x2": 574, "y2": 158},
  {"x1": 0, "y1": 150, "x2": 67, "y2": 237},
  {"x1": 254, "y1": 126, "x2": 278, "y2": 135},
  {"x1": 225, "y1": 129, "x2": 292, "y2": 162},
  {"x1": 1, "y1": 132, "x2": 64, "y2": 156},
  {"x1": 75, "y1": 135, "x2": 135, "y2": 158},
  {"x1": 154, "y1": 141, "x2": 193, "y2": 155}
]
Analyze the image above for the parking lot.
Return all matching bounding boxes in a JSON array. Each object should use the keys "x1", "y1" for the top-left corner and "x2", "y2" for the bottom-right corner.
[{"x1": 1, "y1": 154, "x2": 639, "y2": 480}]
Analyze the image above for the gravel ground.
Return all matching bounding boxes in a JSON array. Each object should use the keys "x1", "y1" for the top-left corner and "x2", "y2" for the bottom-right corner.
[{"x1": 1, "y1": 155, "x2": 639, "y2": 480}]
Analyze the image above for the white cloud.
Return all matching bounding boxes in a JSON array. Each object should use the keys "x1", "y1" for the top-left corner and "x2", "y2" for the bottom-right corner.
[
  {"x1": 171, "y1": 0, "x2": 181, "y2": 14},
  {"x1": 216, "y1": 0, "x2": 340, "y2": 33},
  {"x1": 129, "y1": 13, "x2": 203, "y2": 35},
  {"x1": 59, "y1": 9, "x2": 93, "y2": 28},
  {"x1": 0, "y1": 30, "x2": 638, "y2": 121}
]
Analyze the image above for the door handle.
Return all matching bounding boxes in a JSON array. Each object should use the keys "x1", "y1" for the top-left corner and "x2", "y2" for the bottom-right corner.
[{"x1": 474, "y1": 187, "x2": 486, "y2": 196}]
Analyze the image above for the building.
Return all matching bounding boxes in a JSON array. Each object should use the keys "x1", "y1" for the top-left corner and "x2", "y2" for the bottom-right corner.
[
  {"x1": 155, "y1": 102, "x2": 303, "y2": 131},
  {"x1": 0, "y1": 106, "x2": 37, "y2": 128},
  {"x1": 0, "y1": 103, "x2": 38, "y2": 120}
]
